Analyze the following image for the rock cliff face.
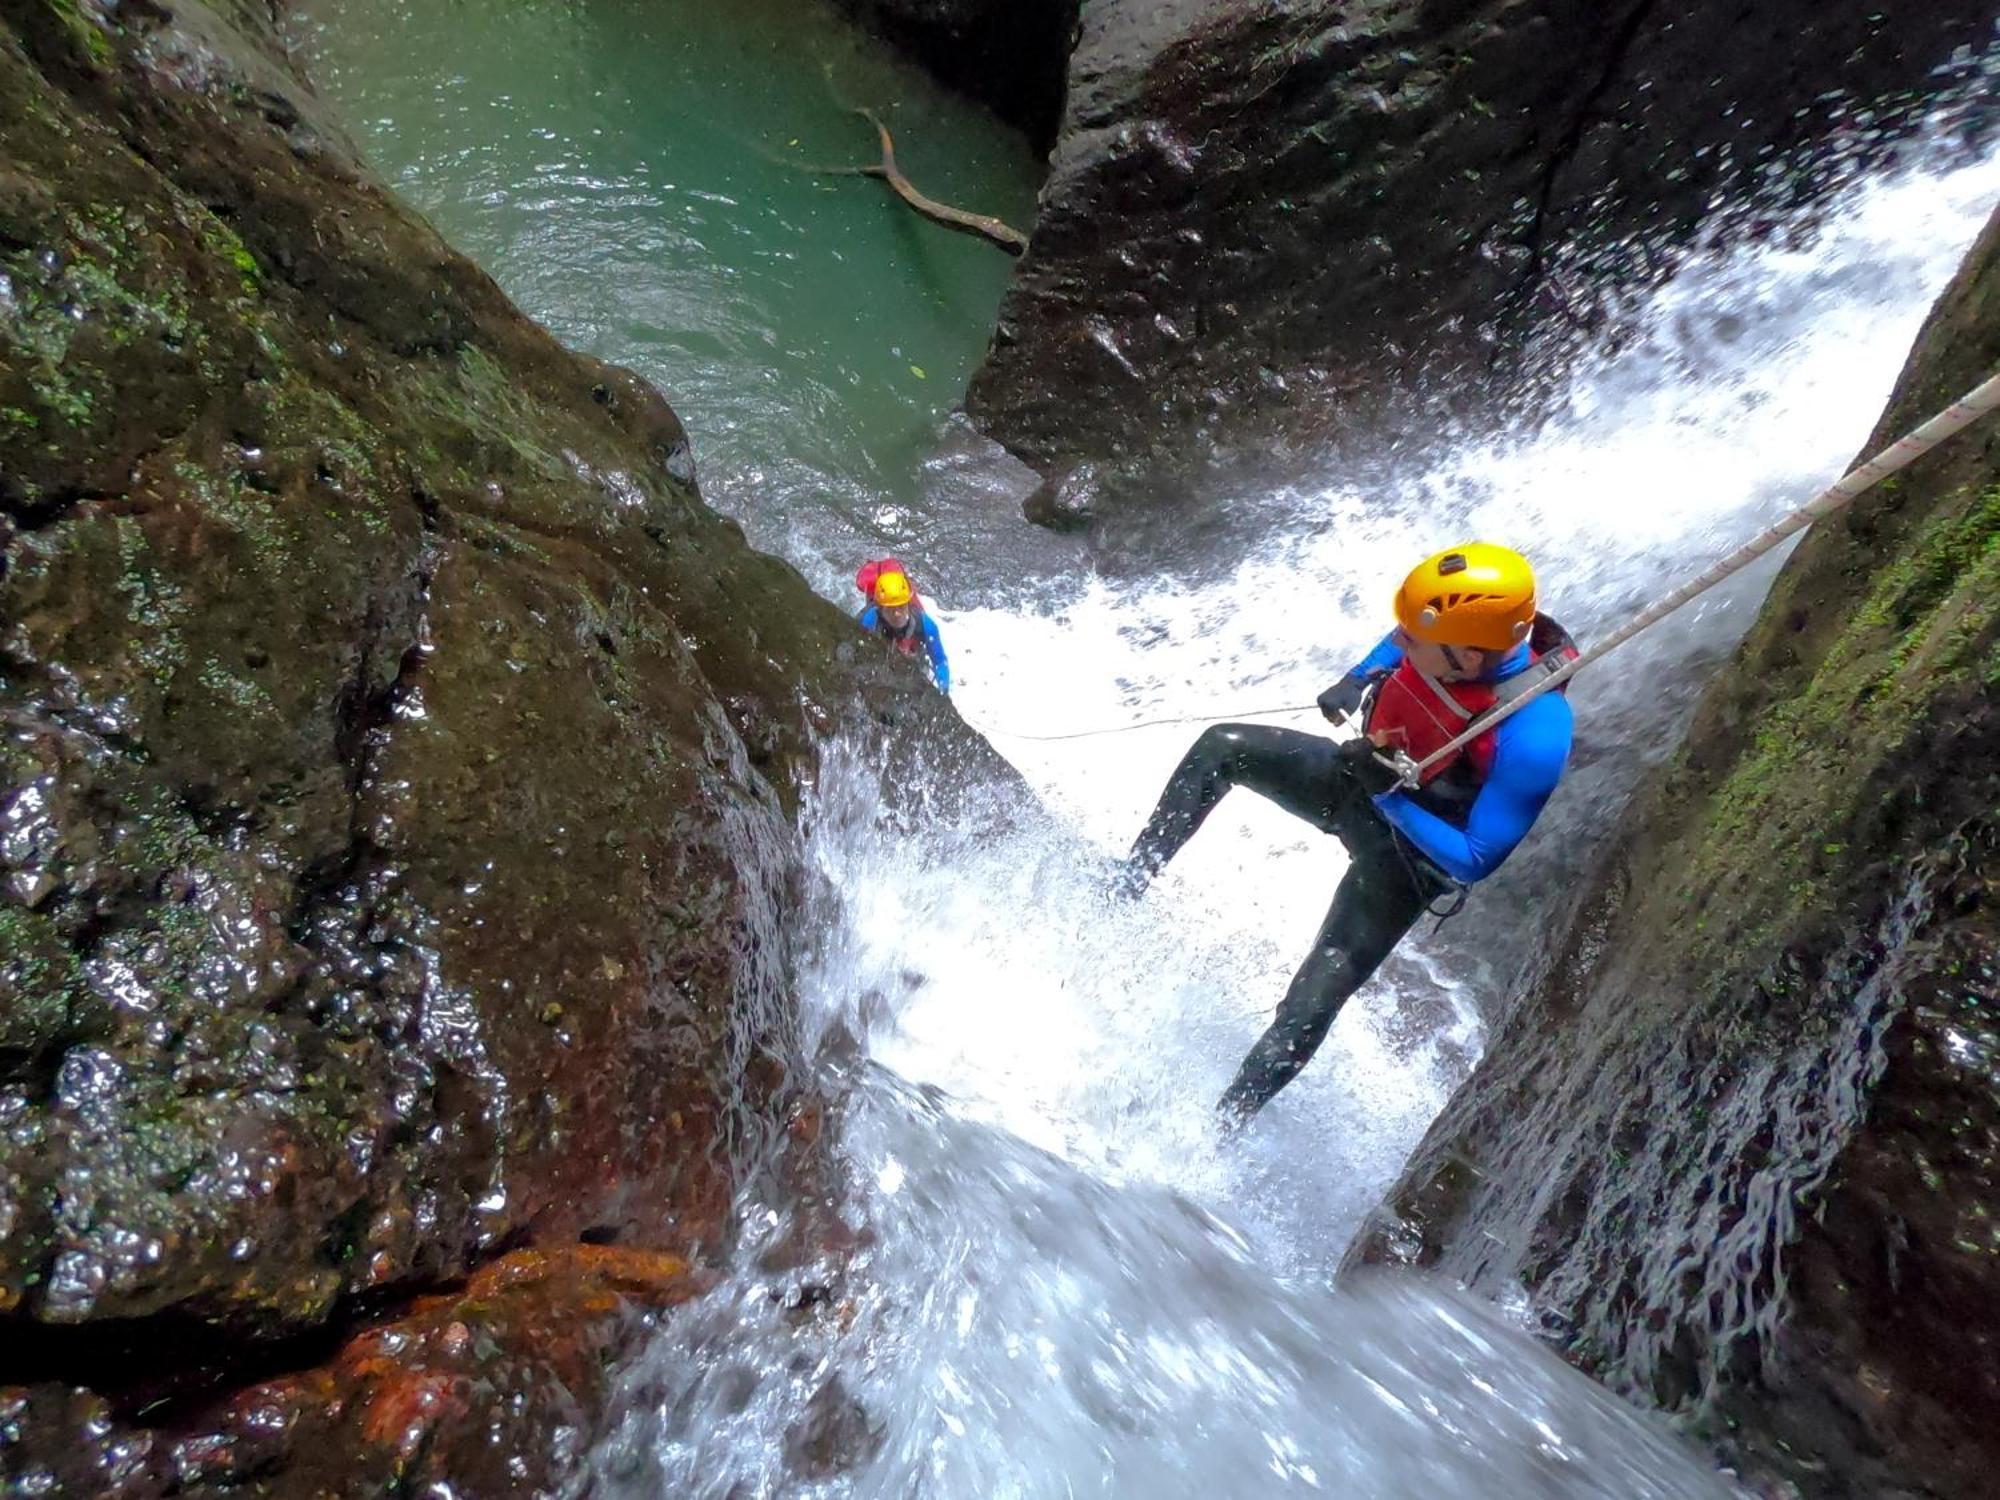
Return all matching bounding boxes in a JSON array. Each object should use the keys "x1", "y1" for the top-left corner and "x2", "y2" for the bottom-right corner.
[
  {"x1": 967, "y1": 0, "x2": 1998, "y2": 512},
  {"x1": 831, "y1": 0, "x2": 1080, "y2": 151},
  {"x1": 1353, "y1": 205, "x2": 2000, "y2": 1500},
  {"x1": 0, "y1": 0, "x2": 977, "y2": 1489}
]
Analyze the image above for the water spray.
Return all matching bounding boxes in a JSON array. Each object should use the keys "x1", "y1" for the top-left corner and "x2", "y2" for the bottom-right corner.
[
  {"x1": 1383, "y1": 367, "x2": 2000, "y2": 786},
  {"x1": 971, "y1": 370, "x2": 2000, "y2": 760}
]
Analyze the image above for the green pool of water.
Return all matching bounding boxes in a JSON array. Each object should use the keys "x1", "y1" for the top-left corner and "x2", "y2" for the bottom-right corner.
[{"x1": 294, "y1": 0, "x2": 1044, "y2": 588}]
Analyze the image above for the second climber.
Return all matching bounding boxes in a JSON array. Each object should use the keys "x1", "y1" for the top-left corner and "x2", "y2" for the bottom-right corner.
[{"x1": 855, "y1": 558, "x2": 951, "y2": 694}]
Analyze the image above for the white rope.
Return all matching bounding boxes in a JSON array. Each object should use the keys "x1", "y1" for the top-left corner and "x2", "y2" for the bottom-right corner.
[
  {"x1": 973, "y1": 701, "x2": 1317, "y2": 743},
  {"x1": 1390, "y1": 368, "x2": 2000, "y2": 786}
]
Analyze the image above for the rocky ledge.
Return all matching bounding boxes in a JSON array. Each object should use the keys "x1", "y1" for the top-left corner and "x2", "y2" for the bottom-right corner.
[{"x1": 0, "y1": 0, "x2": 988, "y2": 1490}]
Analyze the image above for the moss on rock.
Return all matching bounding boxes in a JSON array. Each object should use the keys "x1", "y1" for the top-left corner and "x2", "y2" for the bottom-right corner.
[{"x1": 0, "y1": 0, "x2": 998, "y2": 1487}]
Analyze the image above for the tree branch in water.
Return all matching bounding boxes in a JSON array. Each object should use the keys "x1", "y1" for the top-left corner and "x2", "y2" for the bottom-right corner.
[{"x1": 778, "y1": 109, "x2": 1029, "y2": 257}]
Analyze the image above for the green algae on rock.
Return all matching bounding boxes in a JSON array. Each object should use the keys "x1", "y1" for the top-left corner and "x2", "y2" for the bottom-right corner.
[
  {"x1": 1352, "y1": 204, "x2": 2000, "y2": 1500},
  {"x1": 0, "y1": 0, "x2": 995, "y2": 1488}
]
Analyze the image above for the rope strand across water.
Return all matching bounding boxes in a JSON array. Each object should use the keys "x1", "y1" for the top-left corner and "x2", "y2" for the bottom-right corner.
[
  {"x1": 962, "y1": 368, "x2": 2000, "y2": 758},
  {"x1": 971, "y1": 702, "x2": 1319, "y2": 743}
]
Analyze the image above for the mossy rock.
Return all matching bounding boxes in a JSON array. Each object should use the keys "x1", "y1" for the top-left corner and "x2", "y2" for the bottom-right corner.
[{"x1": 0, "y1": 0, "x2": 1001, "y2": 1489}]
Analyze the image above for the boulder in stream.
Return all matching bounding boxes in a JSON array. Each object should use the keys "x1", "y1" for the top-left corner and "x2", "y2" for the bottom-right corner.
[{"x1": 967, "y1": 0, "x2": 1999, "y2": 519}]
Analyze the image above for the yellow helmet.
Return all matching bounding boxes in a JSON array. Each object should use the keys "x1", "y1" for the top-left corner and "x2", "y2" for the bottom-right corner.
[
  {"x1": 873, "y1": 570, "x2": 914, "y2": 609},
  {"x1": 1394, "y1": 543, "x2": 1536, "y2": 651}
]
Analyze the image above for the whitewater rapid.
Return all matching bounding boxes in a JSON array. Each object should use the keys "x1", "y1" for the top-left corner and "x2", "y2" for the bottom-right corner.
[
  {"x1": 576, "y1": 145, "x2": 2000, "y2": 1498},
  {"x1": 897, "y1": 148, "x2": 2000, "y2": 1264}
]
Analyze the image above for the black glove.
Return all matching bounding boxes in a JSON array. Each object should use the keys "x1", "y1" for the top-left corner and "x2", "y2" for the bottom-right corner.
[
  {"x1": 1339, "y1": 737, "x2": 1403, "y2": 797},
  {"x1": 1317, "y1": 673, "x2": 1370, "y2": 725}
]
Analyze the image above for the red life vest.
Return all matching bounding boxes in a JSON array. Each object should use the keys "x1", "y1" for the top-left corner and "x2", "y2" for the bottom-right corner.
[
  {"x1": 1363, "y1": 617, "x2": 1578, "y2": 788},
  {"x1": 879, "y1": 613, "x2": 924, "y2": 657}
]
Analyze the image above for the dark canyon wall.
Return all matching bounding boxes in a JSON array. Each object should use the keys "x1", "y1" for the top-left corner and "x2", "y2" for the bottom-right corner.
[
  {"x1": 0, "y1": 0, "x2": 980, "y2": 1490},
  {"x1": 1352, "y1": 205, "x2": 2000, "y2": 1500},
  {"x1": 832, "y1": 0, "x2": 1080, "y2": 151},
  {"x1": 965, "y1": 0, "x2": 1999, "y2": 516}
]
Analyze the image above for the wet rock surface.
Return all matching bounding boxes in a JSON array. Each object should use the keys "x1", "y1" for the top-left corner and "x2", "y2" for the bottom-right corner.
[
  {"x1": 1018, "y1": 459, "x2": 1097, "y2": 532},
  {"x1": 830, "y1": 0, "x2": 1080, "y2": 152},
  {"x1": 0, "y1": 0, "x2": 994, "y2": 1486},
  {"x1": 3, "y1": 1244, "x2": 710, "y2": 1497},
  {"x1": 968, "y1": 0, "x2": 2000, "y2": 511},
  {"x1": 1352, "y1": 204, "x2": 2000, "y2": 1498}
]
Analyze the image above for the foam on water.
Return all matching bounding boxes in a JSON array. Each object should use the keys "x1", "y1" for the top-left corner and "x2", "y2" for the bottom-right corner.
[
  {"x1": 589, "y1": 135, "x2": 2000, "y2": 1500},
  {"x1": 904, "y1": 148, "x2": 2000, "y2": 1271},
  {"x1": 591, "y1": 1076, "x2": 1735, "y2": 1498}
]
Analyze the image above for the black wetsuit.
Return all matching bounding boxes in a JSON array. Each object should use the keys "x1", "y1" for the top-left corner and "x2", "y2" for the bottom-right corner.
[{"x1": 1122, "y1": 723, "x2": 1448, "y2": 1121}]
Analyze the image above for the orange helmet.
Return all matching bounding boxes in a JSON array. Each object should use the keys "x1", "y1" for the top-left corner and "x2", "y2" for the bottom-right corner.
[
  {"x1": 873, "y1": 570, "x2": 914, "y2": 608},
  {"x1": 1393, "y1": 543, "x2": 1537, "y2": 651}
]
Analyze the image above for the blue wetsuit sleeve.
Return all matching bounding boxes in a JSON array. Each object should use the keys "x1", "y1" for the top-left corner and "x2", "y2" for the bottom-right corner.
[
  {"x1": 1352, "y1": 631, "x2": 1403, "y2": 679},
  {"x1": 922, "y1": 614, "x2": 950, "y2": 693},
  {"x1": 857, "y1": 605, "x2": 879, "y2": 629},
  {"x1": 1371, "y1": 694, "x2": 1573, "y2": 882}
]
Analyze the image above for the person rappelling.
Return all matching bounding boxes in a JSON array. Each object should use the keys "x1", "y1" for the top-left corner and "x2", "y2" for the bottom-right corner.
[
  {"x1": 856, "y1": 558, "x2": 951, "y2": 694},
  {"x1": 1115, "y1": 543, "x2": 1576, "y2": 1125}
]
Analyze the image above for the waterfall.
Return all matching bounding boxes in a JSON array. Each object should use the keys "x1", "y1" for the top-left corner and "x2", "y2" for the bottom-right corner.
[
  {"x1": 587, "y1": 144, "x2": 2000, "y2": 1500},
  {"x1": 293, "y1": 4, "x2": 1998, "y2": 1483}
]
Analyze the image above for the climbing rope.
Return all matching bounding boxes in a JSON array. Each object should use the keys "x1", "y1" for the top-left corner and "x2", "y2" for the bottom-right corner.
[
  {"x1": 977, "y1": 701, "x2": 1317, "y2": 742},
  {"x1": 967, "y1": 368, "x2": 2000, "y2": 757},
  {"x1": 1389, "y1": 367, "x2": 2000, "y2": 786}
]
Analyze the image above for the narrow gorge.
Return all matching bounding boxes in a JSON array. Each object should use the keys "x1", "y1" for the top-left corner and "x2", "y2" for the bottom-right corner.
[{"x1": 2, "y1": 0, "x2": 1996, "y2": 1496}]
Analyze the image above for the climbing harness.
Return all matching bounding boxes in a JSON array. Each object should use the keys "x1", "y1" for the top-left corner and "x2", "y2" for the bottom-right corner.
[
  {"x1": 1377, "y1": 368, "x2": 2000, "y2": 788},
  {"x1": 1387, "y1": 832, "x2": 1469, "y2": 929}
]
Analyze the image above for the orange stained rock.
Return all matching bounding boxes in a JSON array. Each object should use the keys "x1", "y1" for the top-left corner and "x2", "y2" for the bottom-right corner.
[
  {"x1": 462, "y1": 1241, "x2": 694, "y2": 1299},
  {"x1": 788, "y1": 1102, "x2": 824, "y2": 1146},
  {"x1": 359, "y1": 1371, "x2": 462, "y2": 1454},
  {"x1": 206, "y1": 1236, "x2": 711, "y2": 1482}
]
